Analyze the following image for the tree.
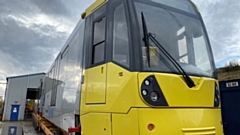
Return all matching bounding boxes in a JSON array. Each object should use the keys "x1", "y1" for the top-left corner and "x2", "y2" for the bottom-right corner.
[{"x1": 224, "y1": 60, "x2": 240, "y2": 72}]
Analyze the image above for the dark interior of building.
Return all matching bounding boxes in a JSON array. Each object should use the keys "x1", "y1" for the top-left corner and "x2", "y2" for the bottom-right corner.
[{"x1": 25, "y1": 88, "x2": 40, "y2": 119}]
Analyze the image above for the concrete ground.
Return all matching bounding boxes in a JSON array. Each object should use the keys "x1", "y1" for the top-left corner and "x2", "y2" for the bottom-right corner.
[{"x1": 0, "y1": 119, "x2": 45, "y2": 135}]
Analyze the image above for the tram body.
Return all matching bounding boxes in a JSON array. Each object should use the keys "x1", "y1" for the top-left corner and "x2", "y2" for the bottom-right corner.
[{"x1": 41, "y1": 0, "x2": 223, "y2": 134}]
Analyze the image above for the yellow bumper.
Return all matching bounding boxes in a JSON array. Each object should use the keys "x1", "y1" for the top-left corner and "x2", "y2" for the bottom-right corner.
[{"x1": 137, "y1": 108, "x2": 223, "y2": 135}]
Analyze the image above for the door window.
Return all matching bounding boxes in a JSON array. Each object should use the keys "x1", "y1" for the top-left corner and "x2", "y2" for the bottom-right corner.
[{"x1": 92, "y1": 17, "x2": 106, "y2": 64}]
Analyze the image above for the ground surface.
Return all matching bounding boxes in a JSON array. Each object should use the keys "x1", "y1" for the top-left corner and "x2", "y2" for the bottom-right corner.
[{"x1": 0, "y1": 119, "x2": 45, "y2": 135}]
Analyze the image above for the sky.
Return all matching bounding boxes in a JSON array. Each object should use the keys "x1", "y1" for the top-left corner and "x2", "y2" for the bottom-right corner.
[{"x1": 0, "y1": 0, "x2": 240, "y2": 94}]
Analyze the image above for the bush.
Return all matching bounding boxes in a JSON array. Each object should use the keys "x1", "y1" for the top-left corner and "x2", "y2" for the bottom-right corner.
[{"x1": 224, "y1": 60, "x2": 240, "y2": 72}]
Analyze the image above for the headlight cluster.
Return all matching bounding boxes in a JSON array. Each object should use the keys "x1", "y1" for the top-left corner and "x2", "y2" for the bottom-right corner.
[
  {"x1": 141, "y1": 75, "x2": 168, "y2": 106},
  {"x1": 214, "y1": 83, "x2": 220, "y2": 107}
]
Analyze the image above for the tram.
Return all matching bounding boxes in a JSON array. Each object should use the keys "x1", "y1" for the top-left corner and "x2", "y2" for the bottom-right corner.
[{"x1": 40, "y1": 0, "x2": 223, "y2": 134}]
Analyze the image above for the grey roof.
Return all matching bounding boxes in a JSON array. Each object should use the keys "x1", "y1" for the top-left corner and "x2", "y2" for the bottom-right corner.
[{"x1": 6, "y1": 72, "x2": 46, "y2": 80}]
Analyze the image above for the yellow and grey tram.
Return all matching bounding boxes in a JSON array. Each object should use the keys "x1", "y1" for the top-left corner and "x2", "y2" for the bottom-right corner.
[{"x1": 41, "y1": 0, "x2": 223, "y2": 134}]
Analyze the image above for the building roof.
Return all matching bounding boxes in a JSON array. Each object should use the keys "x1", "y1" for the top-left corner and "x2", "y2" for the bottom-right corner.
[{"x1": 6, "y1": 72, "x2": 46, "y2": 80}]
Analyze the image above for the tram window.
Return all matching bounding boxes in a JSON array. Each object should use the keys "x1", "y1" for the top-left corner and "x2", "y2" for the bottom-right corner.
[
  {"x1": 59, "y1": 47, "x2": 69, "y2": 81},
  {"x1": 93, "y1": 42, "x2": 105, "y2": 64},
  {"x1": 113, "y1": 4, "x2": 130, "y2": 68},
  {"x1": 61, "y1": 45, "x2": 69, "y2": 59},
  {"x1": 92, "y1": 17, "x2": 106, "y2": 64}
]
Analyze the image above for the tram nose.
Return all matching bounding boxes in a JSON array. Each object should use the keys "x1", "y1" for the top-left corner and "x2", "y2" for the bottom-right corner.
[{"x1": 139, "y1": 73, "x2": 216, "y2": 107}]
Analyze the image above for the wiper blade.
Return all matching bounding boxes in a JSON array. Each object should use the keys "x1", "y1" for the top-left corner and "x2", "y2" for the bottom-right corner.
[
  {"x1": 141, "y1": 12, "x2": 151, "y2": 67},
  {"x1": 148, "y1": 34, "x2": 195, "y2": 88},
  {"x1": 140, "y1": 12, "x2": 195, "y2": 88}
]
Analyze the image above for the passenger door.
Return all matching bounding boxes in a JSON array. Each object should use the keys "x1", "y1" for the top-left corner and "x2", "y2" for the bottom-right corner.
[{"x1": 85, "y1": 5, "x2": 107, "y2": 104}]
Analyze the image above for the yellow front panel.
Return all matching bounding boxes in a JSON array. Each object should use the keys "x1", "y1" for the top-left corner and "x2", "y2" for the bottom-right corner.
[
  {"x1": 85, "y1": 64, "x2": 107, "y2": 104},
  {"x1": 155, "y1": 73, "x2": 214, "y2": 107},
  {"x1": 80, "y1": 63, "x2": 223, "y2": 135},
  {"x1": 105, "y1": 63, "x2": 141, "y2": 111},
  {"x1": 138, "y1": 108, "x2": 223, "y2": 135},
  {"x1": 138, "y1": 73, "x2": 215, "y2": 107},
  {"x1": 112, "y1": 108, "x2": 139, "y2": 135},
  {"x1": 81, "y1": 113, "x2": 111, "y2": 135}
]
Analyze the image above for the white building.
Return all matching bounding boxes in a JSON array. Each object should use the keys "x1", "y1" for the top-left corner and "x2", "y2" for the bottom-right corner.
[{"x1": 3, "y1": 73, "x2": 45, "y2": 121}]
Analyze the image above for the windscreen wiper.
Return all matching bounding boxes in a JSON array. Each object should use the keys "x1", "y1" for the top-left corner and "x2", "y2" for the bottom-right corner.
[
  {"x1": 141, "y1": 12, "x2": 151, "y2": 67},
  {"x1": 148, "y1": 34, "x2": 195, "y2": 88},
  {"x1": 141, "y1": 12, "x2": 195, "y2": 88}
]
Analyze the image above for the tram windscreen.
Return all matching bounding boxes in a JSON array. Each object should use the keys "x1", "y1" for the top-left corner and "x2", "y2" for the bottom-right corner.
[{"x1": 134, "y1": 0, "x2": 215, "y2": 78}]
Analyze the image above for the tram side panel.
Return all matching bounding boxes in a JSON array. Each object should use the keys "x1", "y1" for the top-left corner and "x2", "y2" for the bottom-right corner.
[{"x1": 41, "y1": 20, "x2": 85, "y2": 132}]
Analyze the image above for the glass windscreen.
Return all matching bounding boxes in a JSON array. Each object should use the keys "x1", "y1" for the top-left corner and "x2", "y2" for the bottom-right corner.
[{"x1": 135, "y1": 0, "x2": 215, "y2": 78}]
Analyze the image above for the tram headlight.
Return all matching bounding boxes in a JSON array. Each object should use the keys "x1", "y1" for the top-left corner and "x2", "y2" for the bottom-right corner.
[
  {"x1": 142, "y1": 89, "x2": 148, "y2": 96},
  {"x1": 140, "y1": 75, "x2": 168, "y2": 106},
  {"x1": 144, "y1": 79, "x2": 151, "y2": 86},
  {"x1": 150, "y1": 92, "x2": 158, "y2": 102}
]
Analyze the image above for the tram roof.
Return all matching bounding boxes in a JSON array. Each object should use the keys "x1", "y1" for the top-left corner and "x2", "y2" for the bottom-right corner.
[
  {"x1": 82, "y1": 0, "x2": 199, "y2": 19},
  {"x1": 84, "y1": 0, "x2": 108, "y2": 18}
]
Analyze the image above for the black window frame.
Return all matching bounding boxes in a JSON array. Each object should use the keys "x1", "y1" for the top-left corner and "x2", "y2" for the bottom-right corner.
[
  {"x1": 84, "y1": 3, "x2": 108, "y2": 68},
  {"x1": 91, "y1": 16, "x2": 107, "y2": 65},
  {"x1": 105, "y1": 0, "x2": 135, "y2": 71}
]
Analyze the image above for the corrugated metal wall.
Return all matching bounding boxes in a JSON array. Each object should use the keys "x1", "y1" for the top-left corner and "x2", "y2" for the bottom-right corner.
[{"x1": 3, "y1": 73, "x2": 45, "y2": 121}]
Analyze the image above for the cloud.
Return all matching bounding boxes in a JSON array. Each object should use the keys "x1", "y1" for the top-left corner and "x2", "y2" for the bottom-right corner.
[
  {"x1": 31, "y1": 0, "x2": 71, "y2": 17},
  {"x1": 0, "y1": 50, "x2": 29, "y2": 75},
  {"x1": 0, "y1": 18, "x2": 62, "y2": 71},
  {"x1": 0, "y1": 0, "x2": 95, "y2": 95},
  {"x1": 0, "y1": 0, "x2": 94, "y2": 77},
  {"x1": 6, "y1": 14, "x2": 73, "y2": 37}
]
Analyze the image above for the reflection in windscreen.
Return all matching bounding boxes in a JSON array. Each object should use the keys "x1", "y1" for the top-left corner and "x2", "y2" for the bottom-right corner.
[
  {"x1": 135, "y1": 2, "x2": 214, "y2": 77},
  {"x1": 151, "y1": 0, "x2": 196, "y2": 14}
]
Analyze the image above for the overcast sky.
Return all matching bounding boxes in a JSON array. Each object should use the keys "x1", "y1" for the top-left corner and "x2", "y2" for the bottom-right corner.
[{"x1": 0, "y1": 0, "x2": 239, "y2": 94}]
